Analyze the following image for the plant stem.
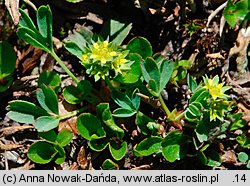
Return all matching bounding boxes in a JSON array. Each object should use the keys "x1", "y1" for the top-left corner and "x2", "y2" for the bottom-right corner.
[
  {"x1": 159, "y1": 94, "x2": 171, "y2": 116},
  {"x1": 57, "y1": 106, "x2": 88, "y2": 120},
  {"x1": 174, "y1": 111, "x2": 185, "y2": 121},
  {"x1": 50, "y1": 51, "x2": 79, "y2": 84}
]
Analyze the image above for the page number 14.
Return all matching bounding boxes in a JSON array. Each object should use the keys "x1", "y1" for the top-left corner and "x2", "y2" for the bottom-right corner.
[{"x1": 234, "y1": 174, "x2": 246, "y2": 182}]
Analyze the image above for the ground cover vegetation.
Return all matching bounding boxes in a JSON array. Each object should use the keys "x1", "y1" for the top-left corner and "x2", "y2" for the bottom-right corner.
[{"x1": 0, "y1": 0, "x2": 249, "y2": 170}]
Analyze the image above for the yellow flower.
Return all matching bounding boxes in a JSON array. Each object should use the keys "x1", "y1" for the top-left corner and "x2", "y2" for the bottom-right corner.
[
  {"x1": 82, "y1": 54, "x2": 88, "y2": 61},
  {"x1": 93, "y1": 42, "x2": 99, "y2": 49},
  {"x1": 80, "y1": 39, "x2": 129, "y2": 81},
  {"x1": 110, "y1": 51, "x2": 117, "y2": 57},
  {"x1": 209, "y1": 100, "x2": 230, "y2": 121},
  {"x1": 203, "y1": 75, "x2": 231, "y2": 100}
]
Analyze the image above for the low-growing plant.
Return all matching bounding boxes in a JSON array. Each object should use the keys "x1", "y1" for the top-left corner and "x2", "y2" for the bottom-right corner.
[
  {"x1": 5, "y1": 4, "x2": 249, "y2": 169},
  {"x1": 184, "y1": 74, "x2": 248, "y2": 167},
  {"x1": 28, "y1": 129, "x2": 73, "y2": 164},
  {"x1": 7, "y1": 83, "x2": 88, "y2": 132},
  {"x1": 77, "y1": 103, "x2": 127, "y2": 161},
  {"x1": 102, "y1": 159, "x2": 119, "y2": 170},
  {"x1": 223, "y1": 0, "x2": 250, "y2": 28},
  {"x1": 183, "y1": 22, "x2": 200, "y2": 36}
]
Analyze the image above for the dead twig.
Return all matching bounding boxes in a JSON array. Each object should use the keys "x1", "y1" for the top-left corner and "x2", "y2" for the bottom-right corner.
[
  {"x1": 23, "y1": 0, "x2": 37, "y2": 11},
  {"x1": 206, "y1": 1, "x2": 227, "y2": 28},
  {"x1": 0, "y1": 143, "x2": 22, "y2": 151},
  {"x1": 5, "y1": 0, "x2": 20, "y2": 25},
  {"x1": 206, "y1": 52, "x2": 225, "y2": 59},
  {"x1": 0, "y1": 125, "x2": 34, "y2": 137},
  {"x1": 4, "y1": 0, "x2": 37, "y2": 26}
]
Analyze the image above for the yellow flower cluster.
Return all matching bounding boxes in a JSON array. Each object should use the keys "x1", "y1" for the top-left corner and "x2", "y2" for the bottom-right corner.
[
  {"x1": 81, "y1": 40, "x2": 128, "y2": 81},
  {"x1": 202, "y1": 75, "x2": 231, "y2": 121},
  {"x1": 209, "y1": 100, "x2": 230, "y2": 121},
  {"x1": 203, "y1": 75, "x2": 229, "y2": 100}
]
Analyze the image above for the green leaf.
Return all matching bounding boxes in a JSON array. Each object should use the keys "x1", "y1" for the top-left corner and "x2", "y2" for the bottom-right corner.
[
  {"x1": 153, "y1": 53, "x2": 165, "y2": 63},
  {"x1": 7, "y1": 111, "x2": 36, "y2": 124},
  {"x1": 158, "y1": 59, "x2": 174, "y2": 91},
  {"x1": 75, "y1": 26, "x2": 93, "y2": 44},
  {"x1": 65, "y1": 28, "x2": 92, "y2": 48},
  {"x1": 17, "y1": 27, "x2": 49, "y2": 52},
  {"x1": 135, "y1": 112, "x2": 153, "y2": 135},
  {"x1": 101, "y1": 19, "x2": 132, "y2": 45},
  {"x1": 187, "y1": 74, "x2": 198, "y2": 93},
  {"x1": 223, "y1": 0, "x2": 249, "y2": 28},
  {"x1": 38, "y1": 71, "x2": 61, "y2": 93},
  {"x1": 230, "y1": 113, "x2": 247, "y2": 131},
  {"x1": 247, "y1": 159, "x2": 250, "y2": 169},
  {"x1": 18, "y1": 6, "x2": 51, "y2": 51},
  {"x1": 141, "y1": 57, "x2": 160, "y2": 84},
  {"x1": 0, "y1": 41, "x2": 17, "y2": 92},
  {"x1": 96, "y1": 103, "x2": 108, "y2": 120},
  {"x1": 113, "y1": 108, "x2": 136, "y2": 118},
  {"x1": 116, "y1": 53, "x2": 142, "y2": 84},
  {"x1": 162, "y1": 144, "x2": 182, "y2": 163},
  {"x1": 19, "y1": 9, "x2": 37, "y2": 31},
  {"x1": 34, "y1": 116, "x2": 60, "y2": 132},
  {"x1": 161, "y1": 130, "x2": 189, "y2": 162},
  {"x1": 109, "y1": 141, "x2": 127, "y2": 161},
  {"x1": 134, "y1": 137, "x2": 162, "y2": 156},
  {"x1": 190, "y1": 88, "x2": 209, "y2": 103},
  {"x1": 7, "y1": 100, "x2": 48, "y2": 123},
  {"x1": 184, "y1": 111, "x2": 198, "y2": 122},
  {"x1": 64, "y1": 26, "x2": 93, "y2": 59},
  {"x1": 77, "y1": 113, "x2": 106, "y2": 140},
  {"x1": 111, "y1": 90, "x2": 134, "y2": 110},
  {"x1": 236, "y1": 134, "x2": 250, "y2": 148},
  {"x1": 195, "y1": 112, "x2": 217, "y2": 142},
  {"x1": 63, "y1": 80, "x2": 92, "y2": 104},
  {"x1": 238, "y1": 152, "x2": 249, "y2": 163},
  {"x1": 177, "y1": 60, "x2": 191, "y2": 69},
  {"x1": 172, "y1": 68, "x2": 187, "y2": 84},
  {"x1": 102, "y1": 106, "x2": 124, "y2": 139},
  {"x1": 131, "y1": 89, "x2": 140, "y2": 111},
  {"x1": 17, "y1": 6, "x2": 54, "y2": 52},
  {"x1": 186, "y1": 102, "x2": 203, "y2": 117},
  {"x1": 56, "y1": 130, "x2": 73, "y2": 147},
  {"x1": 37, "y1": 85, "x2": 58, "y2": 114},
  {"x1": 63, "y1": 85, "x2": 82, "y2": 104},
  {"x1": 37, "y1": 5, "x2": 53, "y2": 50},
  {"x1": 97, "y1": 103, "x2": 124, "y2": 139},
  {"x1": 7, "y1": 101, "x2": 48, "y2": 117},
  {"x1": 127, "y1": 37, "x2": 153, "y2": 59},
  {"x1": 54, "y1": 144, "x2": 66, "y2": 164},
  {"x1": 38, "y1": 130, "x2": 57, "y2": 143},
  {"x1": 195, "y1": 121, "x2": 210, "y2": 142},
  {"x1": 141, "y1": 57, "x2": 161, "y2": 96},
  {"x1": 147, "y1": 79, "x2": 159, "y2": 97},
  {"x1": 89, "y1": 138, "x2": 109, "y2": 152},
  {"x1": 64, "y1": 42, "x2": 83, "y2": 60},
  {"x1": 28, "y1": 141, "x2": 57, "y2": 164},
  {"x1": 102, "y1": 159, "x2": 119, "y2": 170}
]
